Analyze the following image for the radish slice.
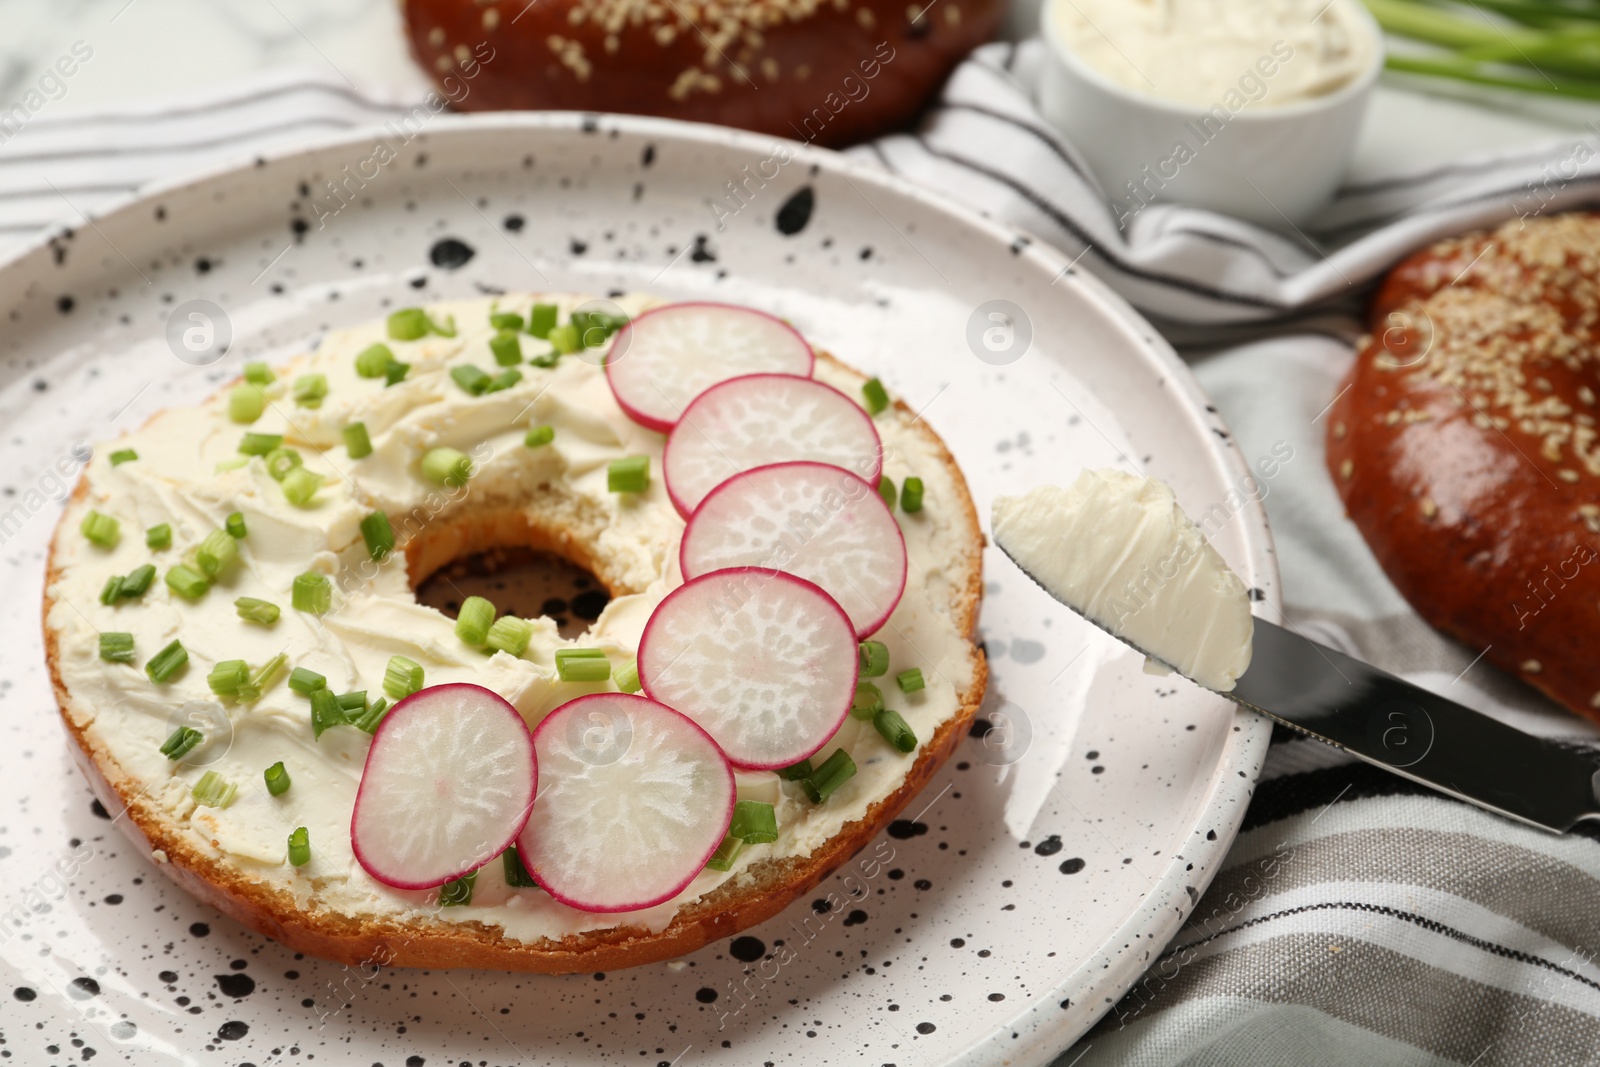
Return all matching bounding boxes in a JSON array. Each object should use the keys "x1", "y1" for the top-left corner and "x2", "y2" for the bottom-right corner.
[
  {"x1": 680, "y1": 461, "x2": 908, "y2": 638},
  {"x1": 517, "y1": 694, "x2": 735, "y2": 912},
  {"x1": 663, "y1": 374, "x2": 883, "y2": 517},
  {"x1": 351, "y1": 683, "x2": 537, "y2": 891},
  {"x1": 604, "y1": 303, "x2": 813, "y2": 433},
  {"x1": 638, "y1": 568, "x2": 858, "y2": 769}
]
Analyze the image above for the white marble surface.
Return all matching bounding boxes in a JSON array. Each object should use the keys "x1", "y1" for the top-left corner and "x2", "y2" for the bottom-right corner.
[{"x1": 0, "y1": 0, "x2": 1598, "y2": 180}]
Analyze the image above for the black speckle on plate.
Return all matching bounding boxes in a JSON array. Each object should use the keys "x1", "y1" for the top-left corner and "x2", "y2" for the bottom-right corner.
[
  {"x1": 690, "y1": 234, "x2": 716, "y2": 262},
  {"x1": 775, "y1": 186, "x2": 815, "y2": 235},
  {"x1": 67, "y1": 977, "x2": 101, "y2": 999},
  {"x1": 14, "y1": 986, "x2": 36, "y2": 1002},
  {"x1": 730, "y1": 936, "x2": 766, "y2": 962},
  {"x1": 1059, "y1": 857, "x2": 1086, "y2": 874},
  {"x1": 57, "y1": 295, "x2": 74, "y2": 314},
  {"x1": 887, "y1": 820, "x2": 928, "y2": 839},
  {"x1": 429, "y1": 237, "x2": 476, "y2": 270},
  {"x1": 695, "y1": 987, "x2": 718, "y2": 1003},
  {"x1": 916, "y1": 1022, "x2": 936, "y2": 1035},
  {"x1": 570, "y1": 238, "x2": 589, "y2": 256},
  {"x1": 216, "y1": 1020, "x2": 249, "y2": 1041},
  {"x1": 642, "y1": 144, "x2": 656, "y2": 168},
  {"x1": 189, "y1": 922, "x2": 210, "y2": 937},
  {"x1": 1034, "y1": 835, "x2": 1063, "y2": 856},
  {"x1": 504, "y1": 215, "x2": 525, "y2": 232},
  {"x1": 216, "y1": 973, "x2": 255, "y2": 998}
]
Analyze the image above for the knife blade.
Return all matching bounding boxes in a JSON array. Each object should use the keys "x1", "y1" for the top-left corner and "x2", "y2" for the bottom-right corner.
[
  {"x1": 998, "y1": 545, "x2": 1600, "y2": 834},
  {"x1": 1231, "y1": 618, "x2": 1600, "y2": 834}
]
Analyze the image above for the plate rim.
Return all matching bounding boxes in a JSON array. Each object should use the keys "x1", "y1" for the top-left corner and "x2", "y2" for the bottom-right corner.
[{"x1": 1, "y1": 110, "x2": 1280, "y2": 1065}]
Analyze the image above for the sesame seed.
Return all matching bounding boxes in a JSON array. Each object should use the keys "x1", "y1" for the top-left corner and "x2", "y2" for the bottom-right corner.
[
  {"x1": 1420, "y1": 497, "x2": 1437, "y2": 519},
  {"x1": 1339, "y1": 458, "x2": 1353, "y2": 480},
  {"x1": 1332, "y1": 420, "x2": 1346, "y2": 440},
  {"x1": 1521, "y1": 659, "x2": 1542, "y2": 674}
]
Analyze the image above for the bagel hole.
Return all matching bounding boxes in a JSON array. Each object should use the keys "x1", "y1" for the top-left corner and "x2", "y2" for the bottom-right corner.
[{"x1": 415, "y1": 545, "x2": 610, "y2": 641}]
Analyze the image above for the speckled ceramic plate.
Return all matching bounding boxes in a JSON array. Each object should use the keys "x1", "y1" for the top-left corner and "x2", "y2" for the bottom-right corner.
[{"x1": 0, "y1": 114, "x2": 1277, "y2": 1067}]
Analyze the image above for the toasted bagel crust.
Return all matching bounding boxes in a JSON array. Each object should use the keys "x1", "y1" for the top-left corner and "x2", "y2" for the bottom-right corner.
[{"x1": 46, "y1": 351, "x2": 985, "y2": 972}]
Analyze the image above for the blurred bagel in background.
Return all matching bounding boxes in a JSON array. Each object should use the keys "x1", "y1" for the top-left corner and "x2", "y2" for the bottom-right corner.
[{"x1": 400, "y1": 0, "x2": 1004, "y2": 146}]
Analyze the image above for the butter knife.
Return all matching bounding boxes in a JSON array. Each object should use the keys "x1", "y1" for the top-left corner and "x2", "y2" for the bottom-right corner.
[{"x1": 1001, "y1": 548, "x2": 1600, "y2": 834}]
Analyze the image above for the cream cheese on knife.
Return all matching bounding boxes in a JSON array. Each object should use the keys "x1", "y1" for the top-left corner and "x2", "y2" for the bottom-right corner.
[{"x1": 992, "y1": 468, "x2": 1254, "y2": 691}]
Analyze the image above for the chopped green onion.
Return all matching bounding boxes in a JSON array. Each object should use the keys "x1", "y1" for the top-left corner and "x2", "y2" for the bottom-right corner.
[
  {"x1": 238, "y1": 432, "x2": 283, "y2": 456},
  {"x1": 235, "y1": 597, "x2": 280, "y2": 625},
  {"x1": 429, "y1": 313, "x2": 457, "y2": 338},
  {"x1": 336, "y1": 690, "x2": 368, "y2": 714},
  {"x1": 456, "y1": 596, "x2": 497, "y2": 646},
  {"x1": 287, "y1": 826, "x2": 310, "y2": 867},
  {"x1": 281, "y1": 467, "x2": 323, "y2": 507},
  {"x1": 547, "y1": 323, "x2": 580, "y2": 355},
  {"x1": 485, "y1": 368, "x2": 522, "y2": 393},
  {"x1": 502, "y1": 845, "x2": 538, "y2": 888},
  {"x1": 228, "y1": 385, "x2": 265, "y2": 424},
  {"x1": 490, "y1": 311, "x2": 525, "y2": 332},
  {"x1": 215, "y1": 456, "x2": 249, "y2": 473},
  {"x1": 110, "y1": 448, "x2": 138, "y2": 466},
  {"x1": 292, "y1": 373, "x2": 328, "y2": 409},
  {"x1": 801, "y1": 748, "x2": 856, "y2": 803},
  {"x1": 896, "y1": 667, "x2": 925, "y2": 694},
  {"x1": 571, "y1": 311, "x2": 621, "y2": 348},
  {"x1": 225, "y1": 511, "x2": 247, "y2": 539},
  {"x1": 555, "y1": 647, "x2": 610, "y2": 682},
  {"x1": 244, "y1": 361, "x2": 275, "y2": 386},
  {"x1": 439, "y1": 870, "x2": 476, "y2": 906},
  {"x1": 81, "y1": 510, "x2": 120, "y2": 548},
  {"x1": 146, "y1": 639, "x2": 189, "y2": 684},
  {"x1": 309, "y1": 688, "x2": 346, "y2": 739},
  {"x1": 121, "y1": 564, "x2": 156, "y2": 598},
  {"x1": 451, "y1": 364, "x2": 492, "y2": 396},
  {"x1": 238, "y1": 653, "x2": 287, "y2": 702},
  {"x1": 292, "y1": 571, "x2": 332, "y2": 615},
  {"x1": 858, "y1": 640, "x2": 890, "y2": 677},
  {"x1": 196, "y1": 528, "x2": 238, "y2": 577},
  {"x1": 99, "y1": 632, "x2": 135, "y2": 663},
  {"x1": 421, "y1": 447, "x2": 472, "y2": 487},
  {"x1": 384, "y1": 655, "x2": 424, "y2": 700},
  {"x1": 615, "y1": 661, "x2": 641, "y2": 694},
  {"x1": 264, "y1": 761, "x2": 291, "y2": 797},
  {"x1": 192, "y1": 770, "x2": 238, "y2": 808},
  {"x1": 165, "y1": 564, "x2": 210, "y2": 601},
  {"x1": 485, "y1": 615, "x2": 533, "y2": 657},
  {"x1": 384, "y1": 360, "x2": 411, "y2": 386},
  {"x1": 730, "y1": 800, "x2": 778, "y2": 844},
  {"x1": 851, "y1": 681, "x2": 884, "y2": 720},
  {"x1": 705, "y1": 835, "x2": 743, "y2": 872},
  {"x1": 608, "y1": 456, "x2": 650, "y2": 494},
  {"x1": 524, "y1": 425, "x2": 554, "y2": 449},
  {"x1": 528, "y1": 349, "x2": 560, "y2": 369},
  {"x1": 387, "y1": 308, "x2": 429, "y2": 340},
  {"x1": 160, "y1": 725, "x2": 203, "y2": 760},
  {"x1": 207, "y1": 659, "x2": 250, "y2": 697},
  {"x1": 288, "y1": 666, "x2": 326, "y2": 695},
  {"x1": 352, "y1": 697, "x2": 390, "y2": 734},
  {"x1": 490, "y1": 330, "x2": 523, "y2": 366},
  {"x1": 862, "y1": 377, "x2": 890, "y2": 415},
  {"x1": 878, "y1": 476, "x2": 897, "y2": 511},
  {"x1": 146, "y1": 523, "x2": 172, "y2": 550},
  {"x1": 874, "y1": 707, "x2": 917, "y2": 753},
  {"x1": 527, "y1": 303, "x2": 558, "y2": 339},
  {"x1": 354, "y1": 342, "x2": 395, "y2": 378},
  {"x1": 775, "y1": 758, "x2": 814, "y2": 781},
  {"x1": 264, "y1": 446, "x2": 302, "y2": 481},
  {"x1": 99, "y1": 575, "x2": 123, "y2": 605},
  {"x1": 900, "y1": 476, "x2": 924, "y2": 513},
  {"x1": 343, "y1": 422, "x2": 373, "y2": 459},
  {"x1": 360, "y1": 511, "x2": 395, "y2": 561}
]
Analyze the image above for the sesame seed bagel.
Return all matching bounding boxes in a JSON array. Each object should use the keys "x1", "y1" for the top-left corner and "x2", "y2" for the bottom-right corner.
[
  {"x1": 1325, "y1": 213, "x2": 1600, "y2": 723},
  {"x1": 43, "y1": 294, "x2": 985, "y2": 972},
  {"x1": 401, "y1": 0, "x2": 1003, "y2": 147}
]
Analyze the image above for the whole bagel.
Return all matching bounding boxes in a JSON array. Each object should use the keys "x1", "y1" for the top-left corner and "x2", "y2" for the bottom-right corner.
[
  {"x1": 400, "y1": 0, "x2": 1003, "y2": 146},
  {"x1": 1325, "y1": 213, "x2": 1600, "y2": 723}
]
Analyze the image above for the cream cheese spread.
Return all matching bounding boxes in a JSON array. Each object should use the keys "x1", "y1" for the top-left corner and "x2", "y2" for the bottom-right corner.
[
  {"x1": 1050, "y1": 0, "x2": 1375, "y2": 108},
  {"x1": 48, "y1": 294, "x2": 977, "y2": 944},
  {"x1": 991, "y1": 468, "x2": 1253, "y2": 691}
]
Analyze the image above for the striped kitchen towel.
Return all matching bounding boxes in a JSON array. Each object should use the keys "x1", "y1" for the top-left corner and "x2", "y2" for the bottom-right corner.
[{"x1": 3, "y1": 50, "x2": 1599, "y2": 1067}]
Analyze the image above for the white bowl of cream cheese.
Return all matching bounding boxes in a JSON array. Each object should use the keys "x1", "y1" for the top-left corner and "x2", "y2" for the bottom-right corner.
[{"x1": 1038, "y1": 0, "x2": 1382, "y2": 227}]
